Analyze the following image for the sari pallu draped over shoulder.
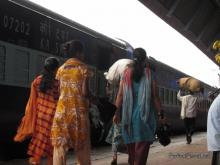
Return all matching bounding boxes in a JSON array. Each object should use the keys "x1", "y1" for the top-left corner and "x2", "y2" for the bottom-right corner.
[
  {"x1": 14, "y1": 80, "x2": 37, "y2": 142},
  {"x1": 122, "y1": 67, "x2": 152, "y2": 135}
]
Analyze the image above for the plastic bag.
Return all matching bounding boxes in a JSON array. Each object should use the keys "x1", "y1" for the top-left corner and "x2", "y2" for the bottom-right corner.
[{"x1": 157, "y1": 123, "x2": 171, "y2": 146}]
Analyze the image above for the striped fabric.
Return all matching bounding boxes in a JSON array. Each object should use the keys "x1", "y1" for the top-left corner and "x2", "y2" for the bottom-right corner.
[{"x1": 27, "y1": 76, "x2": 59, "y2": 159}]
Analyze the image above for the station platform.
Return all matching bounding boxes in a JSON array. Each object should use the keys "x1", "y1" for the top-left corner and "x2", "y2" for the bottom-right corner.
[{"x1": 0, "y1": 132, "x2": 211, "y2": 165}]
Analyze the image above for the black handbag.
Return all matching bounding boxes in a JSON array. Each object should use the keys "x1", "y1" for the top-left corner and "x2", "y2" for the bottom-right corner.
[{"x1": 156, "y1": 123, "x2": 171, "y2": 146}]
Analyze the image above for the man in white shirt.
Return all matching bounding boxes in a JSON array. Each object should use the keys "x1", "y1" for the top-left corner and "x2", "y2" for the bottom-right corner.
[
  {"x1": 207, "y1": 93, "x2": 220, "y2": 165},
  {"x1": 177, "y1": 90, "x2": 198, "y2": 144}
]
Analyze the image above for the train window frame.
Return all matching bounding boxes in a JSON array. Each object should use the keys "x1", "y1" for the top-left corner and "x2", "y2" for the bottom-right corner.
[
  {"x1": 177, "y1": 96, "x2": 181, "y2": 106},
  {"x1": 174, "y1": 91, "x2": 178, "y2": 106},
  {"x1": 165, "y1": 88, "x2": 169, "y2": 105},
  {"x1": 159, "y1": 87, "x2": 164, "y2": 104},
  {"x1": 169, "y1": 90, "x2": 173, "y2": 105},
  {"x1": 14, "y1": 49, "x2": 30, "y2": 84},
  {"x1": 0, "y1": 45, "x2": 6, "y2": 80}
]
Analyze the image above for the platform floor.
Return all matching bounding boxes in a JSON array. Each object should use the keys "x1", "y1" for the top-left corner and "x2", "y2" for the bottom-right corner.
[{"x1": 0, "y1": 132, "x2": 212, "y2": 165}]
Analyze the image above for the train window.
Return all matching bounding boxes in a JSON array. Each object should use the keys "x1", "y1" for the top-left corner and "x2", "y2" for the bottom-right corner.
[
  {"x1": 174, "y1": 91, "x2": 177, "y2": 105},
  {"x1": 177, "y1": 97, "x2": 181, "y2": 106},
  {"x1": 165, "y1": 88, "x2": 169, "y2": 104},
  {"x1": 169, "y1": 90, "x2": 173, "y2": 105},
  {"x1": 159, "y1": 87, "x2": 164, "y2": 104},
  {"x1": 14, "y1": 49, "x2": 30, "y2": 83},
  {"x1": 0, "y1": 45, "x2": 6, "y2": 80}
]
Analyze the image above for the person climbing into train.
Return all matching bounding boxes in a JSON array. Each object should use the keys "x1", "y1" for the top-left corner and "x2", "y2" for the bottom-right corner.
[
  {"x1": 51, "y1": 40, "x2": 93, "y2": 165},
  {"x1": 14, "y1": 57, "x2": 60, "y2": 165},
  {"x1": 177, "y1": 89, "x2": 200, "y2": 144},
  {"x1": 113, "y1": 48, "x2": 164, "y2": 165}
]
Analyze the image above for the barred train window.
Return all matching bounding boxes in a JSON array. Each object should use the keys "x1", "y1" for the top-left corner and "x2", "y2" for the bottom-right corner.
[
  {"x1": 165, "y1": 89, "x2": 169, "y2": 104},
  {"x1": 159, "y1": 87, "x2": 164, "y2": 104},
  {"x1": 174, "y1": 91, "x2": 177, "y2": 105},
  {"x1": 14, "y1": 49, "x2": 30, "y2": 83},
  {"x1": 169, "y1": 90, "x2": 173, "y2": 105}
]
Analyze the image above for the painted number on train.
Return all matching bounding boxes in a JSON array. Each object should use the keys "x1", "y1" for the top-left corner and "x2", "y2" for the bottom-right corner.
[{"x1": 3, "y1": 15, "x2": 31, "y2": 35}]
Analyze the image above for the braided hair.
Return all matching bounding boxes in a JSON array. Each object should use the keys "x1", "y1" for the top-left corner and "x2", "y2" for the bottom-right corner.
[{"x1": 39, "y1": 57, "x2": 59, "y2": 93}]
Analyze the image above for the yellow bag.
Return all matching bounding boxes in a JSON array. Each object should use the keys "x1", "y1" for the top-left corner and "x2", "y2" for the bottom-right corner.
[{"x1": 14, "y1": 81, "x2": 37, "y2": 142}]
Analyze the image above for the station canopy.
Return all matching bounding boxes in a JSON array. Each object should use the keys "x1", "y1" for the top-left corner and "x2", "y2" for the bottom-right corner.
[{"x1": 139, "y1": 0, "x2": 220, "y2": 66}]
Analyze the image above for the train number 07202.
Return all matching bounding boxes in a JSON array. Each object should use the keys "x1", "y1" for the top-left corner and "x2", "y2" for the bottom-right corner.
[{"x1": 3, "y1": 15, "x2": 31, "y2": 36}]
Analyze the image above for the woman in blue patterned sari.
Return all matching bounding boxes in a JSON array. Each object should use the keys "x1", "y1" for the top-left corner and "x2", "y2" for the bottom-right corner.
[{"x1": 113, "y1": 48, "x2": 163, "y2": 165}]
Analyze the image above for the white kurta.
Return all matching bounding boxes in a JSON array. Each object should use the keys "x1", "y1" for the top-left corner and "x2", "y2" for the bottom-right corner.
[
  {"x1": 177, "y1": 91, "x2": 198, "y2": 119},
  {"x1": 207, "y1": 94, "x2": 220, "y2": 151}
]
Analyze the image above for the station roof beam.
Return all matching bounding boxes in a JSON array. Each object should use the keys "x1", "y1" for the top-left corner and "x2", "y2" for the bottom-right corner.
[{"x1": 139, "y1": 0, "x2": 220, "y2": 66}]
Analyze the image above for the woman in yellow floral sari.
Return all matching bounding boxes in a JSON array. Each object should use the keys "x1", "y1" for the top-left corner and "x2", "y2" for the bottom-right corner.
[{"x1": 51, "y1": 40, "x2": 92, "y2": 165}]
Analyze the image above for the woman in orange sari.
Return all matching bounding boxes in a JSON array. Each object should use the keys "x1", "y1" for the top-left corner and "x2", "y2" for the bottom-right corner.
[
  {"x1": 14, "y1": 57, "x2": 60, "y2": 165},
  {"x1": 51, "y1": 40, "x2": 92, "y2": 165}
]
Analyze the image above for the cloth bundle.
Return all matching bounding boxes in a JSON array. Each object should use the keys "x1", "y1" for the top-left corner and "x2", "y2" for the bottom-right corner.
[
  {"x1": 104, "y1": 59, "x2": 133, "y2": 84},
  {"x1": 178, "y1": 77, "x2": 201, "y2": 92}
]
